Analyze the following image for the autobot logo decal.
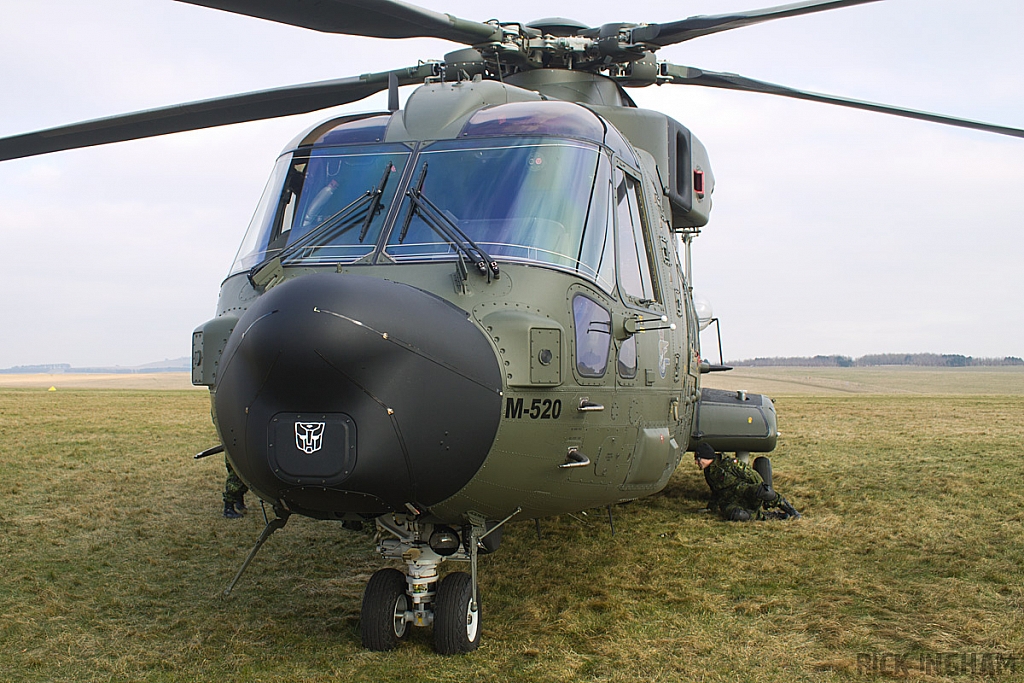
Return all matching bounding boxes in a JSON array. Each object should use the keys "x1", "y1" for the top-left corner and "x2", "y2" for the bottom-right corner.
[
  {"x1": 658, "y1": 330, "x2": 670, "y2": 379},
  {"x1": 294, "y1": 422, "x2": 325, "y2": 454}
]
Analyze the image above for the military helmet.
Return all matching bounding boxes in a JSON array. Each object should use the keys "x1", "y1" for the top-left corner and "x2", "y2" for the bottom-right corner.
[{"x1": 694, "y1": 443, "x2": 717, "y2": 461}]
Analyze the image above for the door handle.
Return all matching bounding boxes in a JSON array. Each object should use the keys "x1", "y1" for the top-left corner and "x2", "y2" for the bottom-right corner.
[{"x1": 558, "y1": 447, "x2": 591, "y2": 469}]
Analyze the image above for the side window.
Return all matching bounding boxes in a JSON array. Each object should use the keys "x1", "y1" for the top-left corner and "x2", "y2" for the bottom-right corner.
[
  {"x1": 617, "y1": 336, "x2": 638, "y2": 379},
  {"x1": 577, "y1": 154, "x2": 616, "y2": 293},
  {"x1": 596, "y1": 187, "x2": 616, "y2": 292},
  {"x1": 573, "y1": 294, "x2": 611, "y2": 378},
  {"x1": 614, "y1": 167, "x2": 659, "y2": 304},
  {"x1": 266, "y1": 160, "x2": 306, "y2": 252}
]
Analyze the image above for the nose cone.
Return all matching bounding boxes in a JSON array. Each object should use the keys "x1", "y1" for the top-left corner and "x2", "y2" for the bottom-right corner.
[{"x1": 214, "y1": 273, "x2": 502, "y2": 517}]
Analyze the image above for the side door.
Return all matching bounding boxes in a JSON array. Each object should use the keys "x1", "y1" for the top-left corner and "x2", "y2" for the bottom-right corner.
[{"x1": 613, "y1": 165, "x2": 679, "y2": 489}]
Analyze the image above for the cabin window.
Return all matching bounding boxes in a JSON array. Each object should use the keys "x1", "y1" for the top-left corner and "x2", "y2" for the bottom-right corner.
[
  {"x1": 572, "y1": 294, "x2": 612, "y2": 378},
  {"x1": 614, "y1": 167, "x2": 659, "y2": 304}
]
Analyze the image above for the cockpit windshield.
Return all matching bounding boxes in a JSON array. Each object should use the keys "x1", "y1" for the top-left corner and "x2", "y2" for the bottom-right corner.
[
  {"x1": 230, "y1": 134, "x2": 616, "y2": 293},
  {"x1": 230, "y1": 143, "x2": 410, "y2": 273},
  {"x1": 386, "y1": 138, "x2": 612, "y2": 286}
]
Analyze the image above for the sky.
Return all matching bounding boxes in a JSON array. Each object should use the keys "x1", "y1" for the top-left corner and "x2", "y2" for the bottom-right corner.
[{"x1": 1, "y1": 0, "x2": 1022, "y2": 367}]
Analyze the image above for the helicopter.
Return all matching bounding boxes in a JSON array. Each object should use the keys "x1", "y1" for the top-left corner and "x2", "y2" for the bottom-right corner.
[{"x1": 2, "y1": 0, "x2": 1023, "y2": 656}]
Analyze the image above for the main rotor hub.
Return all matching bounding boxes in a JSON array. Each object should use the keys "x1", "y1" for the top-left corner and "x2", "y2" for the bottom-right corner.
[{"x1": 525, "y1": 17, "x2": 592, "y2": 37}]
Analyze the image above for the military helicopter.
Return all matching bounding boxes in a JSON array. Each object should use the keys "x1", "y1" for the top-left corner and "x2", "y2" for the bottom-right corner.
[{"x1": 3, "y1": 0, "x2": 1023, "y2": 656}]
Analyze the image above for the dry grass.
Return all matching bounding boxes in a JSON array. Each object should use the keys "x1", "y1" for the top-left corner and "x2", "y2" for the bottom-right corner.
[
  {"x1": 1, "y1": 382, "x2": 1022, "y2": 682},
  {"x1": 701, "y1": 366, "x2": 1024, "y2": 396},
  {"x1": 0, "y1": 373, "x2": 196, "y2": 390}
]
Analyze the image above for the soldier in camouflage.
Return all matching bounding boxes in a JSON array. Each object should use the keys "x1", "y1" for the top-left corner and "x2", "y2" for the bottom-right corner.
[
  {"x1": 223, "y1": 458, "x2": 248, "y2": 519},
  {"x1": 694, "y1": 442, "x2": 800, "y2": 521}
]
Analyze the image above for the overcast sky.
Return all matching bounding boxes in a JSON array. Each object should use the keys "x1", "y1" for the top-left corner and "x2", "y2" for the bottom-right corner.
[{"x1": 1, "y1": 0, "x2": 1022, "y2": 368}]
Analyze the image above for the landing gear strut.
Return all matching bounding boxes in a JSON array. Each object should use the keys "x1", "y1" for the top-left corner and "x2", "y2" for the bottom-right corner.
[{"x1": 359, "y1": 509, "x2": 517, "y2": 654}]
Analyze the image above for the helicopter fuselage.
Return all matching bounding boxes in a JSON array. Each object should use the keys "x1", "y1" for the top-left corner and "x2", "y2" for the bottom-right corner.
[{"x1": 192, "y1": 74, "x2": 778, "y2": 526}]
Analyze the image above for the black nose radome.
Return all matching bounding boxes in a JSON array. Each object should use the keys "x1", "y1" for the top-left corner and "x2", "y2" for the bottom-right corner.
[{"x1": 214, "y1": 273, "x2": 503, "y2": 517}]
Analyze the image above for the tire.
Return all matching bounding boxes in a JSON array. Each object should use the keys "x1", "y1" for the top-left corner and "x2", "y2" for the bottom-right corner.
[
  {"x1": 360, "y1": 568, "x2": 409, "y2": 651},
  {"x1": 433, "y1": 571, "x2": 480, "y2": 655}
]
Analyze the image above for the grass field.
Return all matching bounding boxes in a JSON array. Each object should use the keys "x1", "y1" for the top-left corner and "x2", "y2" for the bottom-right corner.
[
  {"x1": 700, "y1": 366, "x2": 1024, "y2": 396},
  {"x1": 1, "y1": 371, "x2": 1022, "y2": 682}
]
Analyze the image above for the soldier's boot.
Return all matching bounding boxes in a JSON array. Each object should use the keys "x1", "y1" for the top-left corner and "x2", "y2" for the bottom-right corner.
[
  {"x1": 223, "y1": 501, "x2": 243, "y2": 519},
  {"x1": 727, "y1": 508, "x2": 752, "y2": 522},
  {"x1": 233, "y1": 498, "x2": 247, "y2": 515},
  {"x1": 778, "y1": 497, "x2": 802, "y2": 520}
]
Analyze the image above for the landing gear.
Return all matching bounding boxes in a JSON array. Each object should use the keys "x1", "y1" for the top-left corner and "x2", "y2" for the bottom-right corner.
[{"x1": 359, "y1": 509, "x2": 518, "y2": 654}]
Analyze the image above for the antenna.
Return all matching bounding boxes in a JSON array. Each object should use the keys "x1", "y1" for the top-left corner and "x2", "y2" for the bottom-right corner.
[{"x1": 388, "y1": 72, "x2": 399, "y2": 112}]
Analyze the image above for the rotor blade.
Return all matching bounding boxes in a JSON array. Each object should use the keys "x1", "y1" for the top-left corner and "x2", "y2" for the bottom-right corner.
[
  {"x1": 658, "y1": 64, "x2": 1024, "y2": 139},
  {"x1": 0, "y1": 64, "x2": 437, "y2": 162},
  {"x1": 176, "y1": 0, "x2": 502, "y2": 45},
  {"x1": 630, "y1": 0, "x2": 881, "y2": 48}
]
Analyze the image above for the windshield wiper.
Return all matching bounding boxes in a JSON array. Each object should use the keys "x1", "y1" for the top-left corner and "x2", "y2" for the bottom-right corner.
[
  {"x1": 397, "y1": 164, "x2": 499, "y2": 279},
  {"x1": 358, "y1": 162, "x2": 395, "y2": 242}
]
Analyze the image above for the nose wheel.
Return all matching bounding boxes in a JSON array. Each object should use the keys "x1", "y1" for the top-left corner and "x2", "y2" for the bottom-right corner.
[
  {"x1": 433, "y1": 571, "x2": 480, "y2": 654},
  {"x1": 360, "y1": 568, "x2": 410, "y2": 650}
]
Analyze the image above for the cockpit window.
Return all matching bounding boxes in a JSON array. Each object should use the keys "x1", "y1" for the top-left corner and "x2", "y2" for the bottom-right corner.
[
  {"x1": 230, "y1": 154, "x2": 291, "y2": 275},
  {"x1": 615, "y1": 167, "x2": 659, "y2": 303},
  {"x1": 311, "y1": 114, "x2": 390, "y2": 145},
  {"x1": 460, "y1": 101, "x2": 606, "y2": 143},
  {"x1": 229, "y1": 143, "x2": 410, "y2": 273},
  {"x1": 604, "y1": 123, "x2": 639, "y2": 169},
  {"x1": 384, "y1": 137, "x2": 613, "y2": 288},
  {"x1": 230, "y1": 129, "x2": 622, "y2": 294}
]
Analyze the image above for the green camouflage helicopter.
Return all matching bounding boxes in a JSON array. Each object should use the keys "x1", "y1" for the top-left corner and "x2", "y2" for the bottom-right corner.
[{"x1": 3, "y1": 0, "x2": 1023, "y2": 656}]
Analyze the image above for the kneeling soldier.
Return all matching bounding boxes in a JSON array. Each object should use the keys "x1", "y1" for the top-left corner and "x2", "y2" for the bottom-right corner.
[{"x1": 694, "y1": 442, "x2": 800, "y2": 521}]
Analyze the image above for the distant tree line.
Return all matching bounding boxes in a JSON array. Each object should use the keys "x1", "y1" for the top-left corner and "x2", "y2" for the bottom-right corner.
[
  {"x1": 0, "y1": 359, "x2": 191, "y2": 374},
  {"x1": 731, "y1": 354, "x2": 1024, "y2": 367},
  {"x1": 0, "y1": 363, "x2": 72, "y2": 374}
]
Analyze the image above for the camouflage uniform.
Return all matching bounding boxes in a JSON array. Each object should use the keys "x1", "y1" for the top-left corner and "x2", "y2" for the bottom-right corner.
[
  {"x1": 702, "y1": 452, "x2": 796, "y2": 521},
  {"x1": 224, "y1": 459, "x2": 248, "y2": 509}
]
